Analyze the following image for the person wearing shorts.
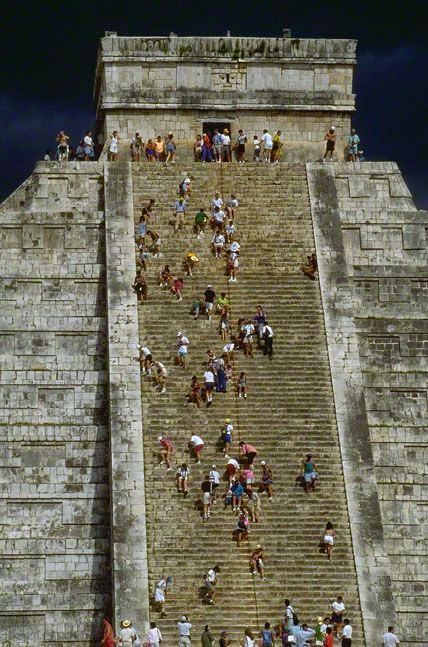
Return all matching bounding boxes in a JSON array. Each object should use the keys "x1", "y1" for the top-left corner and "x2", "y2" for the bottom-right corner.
[
  {"x1": 331, "y1": 596, "x2": 345, "y2": 636},
  {"x1": 324, "y1": 127, "x2": 336, "y2": 160},
  {"x1": 176, "y1": 332, "x2": 189, "y2": 368},
  {"x1": 261, "y1": 129, "x2": 273, "y2": 162},
  {"x1": 222, "y1": 419, "x2": 233, "y2": 458},
  {"x1": 201, "y1": 475, "x2": 212, "y2": 521},
  {"x1": 347, "y1": 128, "x2": 360, "y2": 162},
  {"x1": 204, "y1": 285, "x2": 216, "y2": 321},
  {"x1": 189, "y1": 434, "x2": 204, "y2": 463},
  {"x1": 176, "y1": 463, "x2": 190, "y2": 496},
  {"x1": 146, "y1": 139, "x2": 155, "y2": 161},
  {"x1": 226, "y1": 457, "x2": 239, "y2": 483},
  {"x1": 203, "y1": 369, "x2": 215, "y2": 407},
  {"x1": 56, "y1": 131, "x2": 70, "y2": 161},
  {"x1": 209, "y1": 465, "x2": 220, "y2": 500}
]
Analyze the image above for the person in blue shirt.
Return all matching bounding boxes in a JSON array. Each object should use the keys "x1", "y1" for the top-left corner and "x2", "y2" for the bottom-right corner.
[{"x1": 347, "y1": 128, "x2": 360, "y2": 162}]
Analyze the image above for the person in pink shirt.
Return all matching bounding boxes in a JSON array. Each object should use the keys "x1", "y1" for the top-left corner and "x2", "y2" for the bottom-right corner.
[
  {"x1": 239, "y1": 441, "x2": 257, "y2": 466},
  {"x1": 158, "y1": 435, "x2": 174, "y2": 471},
  {"x1": 243, "y1": 466, "x2": 255, "y2": 487}
]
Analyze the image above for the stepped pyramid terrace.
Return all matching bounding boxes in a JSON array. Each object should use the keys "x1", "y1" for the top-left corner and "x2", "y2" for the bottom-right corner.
[{"x1": 0, "y1": 32, "x2": 426, "y2": 647}]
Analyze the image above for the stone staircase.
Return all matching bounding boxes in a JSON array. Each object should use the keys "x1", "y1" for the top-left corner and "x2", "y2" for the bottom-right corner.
[{"x1": 133, "y1": 162, "x2": 365, "y2": 645}]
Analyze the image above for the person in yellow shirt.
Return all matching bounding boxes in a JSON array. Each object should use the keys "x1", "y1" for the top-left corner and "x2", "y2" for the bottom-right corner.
[{"x1": 184, "y1": 252, "x2": 199, "y2": 276}]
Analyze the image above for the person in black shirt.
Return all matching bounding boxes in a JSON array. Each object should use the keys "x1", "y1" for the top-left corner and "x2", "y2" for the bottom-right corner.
[
  {"x1": 204, "y1": 285, "x2": 216, "y2": 321},
  {"x1": 201, "y1": 475, "x2": 213, "y2": 522}
]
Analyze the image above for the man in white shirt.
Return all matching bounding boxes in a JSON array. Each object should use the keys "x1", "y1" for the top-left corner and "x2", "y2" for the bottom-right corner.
[
  {"x1": 176, "y1": 331, "x2": 189, "y2": 368},
  {"x1": 263, "y1": 322, "x2": 275, "y2": 360},
  {"x1": 284, "y1": 599, "x2": 295, "y2": 628},
  {"x1": 204, "y1": 564, "x2": 220, "y2": 603},
  {"x1": 221, "y1": 129, "x2": 231, "y2": 162},
  {"x1": 222, "y1": 419, "x2": 233, "y2": 457},
  {"x1": 119, "y1": 620, "x2": 137, "y2": 647},
  {"x1": 209, "y1": 464, "x2": 220, "y2": 501},
  {"x1": 83, "y1": 130, "x2": 94, "y2": 160},
  {"x1": 223, "y1": 341, "x2": 235, "y2": 361},
  {"x1": 203, "y1": 369, "x2": 215, "y2": 407},
  {"x1": 211, "y1": 192, "x2": 224, "y2": 213},
  {"x1": 261, "y1": 129, "x2": 273, "y2": 162},
  {"x1": 177, "y1": 616, "x2": 192, "y2": 647},
  {"x1": 189, "y1": 433, "x2": 204, "y2": 463},
  {"x1": 229, "y1": 241, "x2": 240, "y2": 253},
  {"x1": 342, "y1": 619, "x2": 352, "y2": 646},
  {"x1": 383, "y1": 626, "x2": 400, "y2": 646},
  {"x1": 212, "y1": 231, "x2": 225, "y2": 258},
  {"x1": 211, "y1": 206, "x2": 226, "y2": 231},
  {"x1": 147, "y1": 621, "x2": 162, "y2": 647}
]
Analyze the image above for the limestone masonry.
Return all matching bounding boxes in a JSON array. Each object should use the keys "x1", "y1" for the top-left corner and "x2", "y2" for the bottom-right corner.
[{"x1": 0, "y1": 32, "x2": 426, "y2": 647}]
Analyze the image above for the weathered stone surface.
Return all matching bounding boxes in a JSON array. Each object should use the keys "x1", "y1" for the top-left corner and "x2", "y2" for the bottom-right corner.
[
  {"x1": 307, "y1": 162, "x2": 428, "y2": 647},
  {"x1": 0, "y1": 165, "x2": 110, "y2": 646},
  {"x1": 104, "y1": 161, "x2": 150, "y2": 635}
]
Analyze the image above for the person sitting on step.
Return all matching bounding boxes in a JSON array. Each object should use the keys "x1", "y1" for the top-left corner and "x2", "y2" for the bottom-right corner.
[{"x1": 249, "y1": 545, "x2": 265, "y2": 579}]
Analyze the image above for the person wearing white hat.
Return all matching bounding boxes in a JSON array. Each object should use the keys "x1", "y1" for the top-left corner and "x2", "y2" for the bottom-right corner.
[
  {"x1": 119, "y1": 620, "x2": 137, "y2": 647},
  {"x1": 323, "y1": 126, "x2": 336, "y2": 161},
  {"x1": 176, "y1": 332, "x2": 190, "y2": 368},
  {"x1": 178, "y1": 616, "x2": 192, "y2": 647}
]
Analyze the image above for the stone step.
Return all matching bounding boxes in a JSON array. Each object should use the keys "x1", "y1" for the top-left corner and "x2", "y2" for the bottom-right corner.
[{"x1": 133, "y1": 164, "x2": 363, "y2": 643}]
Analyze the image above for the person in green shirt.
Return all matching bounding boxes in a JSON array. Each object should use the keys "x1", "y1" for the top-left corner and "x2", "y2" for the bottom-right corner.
[
  {"x1": 216, "y1": 291, "x2": 230, "y2": 314},
  {"x1": 195, "y1": 207, "x2": 207, "y2": 238},
  {"x1": 201, "y1": 625, "x2": 214, "y2": 647}
]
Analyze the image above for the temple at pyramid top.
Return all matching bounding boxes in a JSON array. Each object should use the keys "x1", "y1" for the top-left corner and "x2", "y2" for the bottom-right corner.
[{"x1": 94, "y1": 32, "x2": 357, "y2": 159}]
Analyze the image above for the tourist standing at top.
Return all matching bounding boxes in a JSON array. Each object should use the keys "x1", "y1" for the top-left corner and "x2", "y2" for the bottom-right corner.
[
  {"x1": 108, "y1": 130, "x2": 119, "y2": 161},
  {"x1": 235, "y1": 129, "x2": 247, "y2": 162},
  {"x1": 131, "y1": 132, "x2": 144, "y2": 161},
  {"x1": 261, "y1": 129, "x2": 273, "y2": 162},
  {"x1": 221, "y1": 128, "x2": 231, "y2": 162},
  {"x1": 323, "y1": 126, "x2": 336, "y2": 161},
  {"x1": 56, "y1": 131, "x2": 70, "y2": 161},
  {"x1": 347, "y1": 128, "x2": 360, "y2": 162},
  {"x1": 83, "y1": 131, "x2": 95, "y2": 160},
  {"x1": 271, "y1": 130, "x2": 283, "y2": 164},
  {"x1": 213, "y1": 128, "x2": 223, "y2": 162}
]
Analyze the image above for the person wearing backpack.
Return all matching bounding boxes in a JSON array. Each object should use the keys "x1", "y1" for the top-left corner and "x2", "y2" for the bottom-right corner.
[
  {"x1": 284, "y1": 600, "x2": 298, "y2": 630},
  {"x1": 260, "y1": 622, "x2": 275, "y2": 647}
]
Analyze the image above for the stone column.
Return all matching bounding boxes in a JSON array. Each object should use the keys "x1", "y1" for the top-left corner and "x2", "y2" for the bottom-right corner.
[{"x1": 104, "y1": 161, "x2": 150, "y2": 636}]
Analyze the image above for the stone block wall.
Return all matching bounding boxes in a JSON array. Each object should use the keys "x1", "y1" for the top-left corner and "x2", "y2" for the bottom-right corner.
[
  {"x1": 95, "y1": 34, "x2": 356, "y2": 160},
  {"x1": 103, "y1": 109, "x2": 350, "y2": 162},
  {"x1": 308, "y1": 161, "x2": 427, "y2": 646},
  {"x1": 0, "y1": 163, "x2": 111, "y2": 646}
]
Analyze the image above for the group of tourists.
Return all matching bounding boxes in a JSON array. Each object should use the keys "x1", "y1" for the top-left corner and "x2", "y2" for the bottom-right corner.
[
  {"x1": 323, "y1": 127, "x2": 364, "y2": 162},
  {"x1": 102, "y1": 152, "x2": 398, "y2": 647},
  {"x1": 107, "y1": 610, "x2": 400, "y2": 646},
  {"x1": 193, "y1": 128, "x2": 283, "y2": 164},
  {"x1": 47, "y1": 130, "x2": 99, "y2": 162},
  {"x1": 50, "y1": 125, "x2": 364, "y2": 165}
]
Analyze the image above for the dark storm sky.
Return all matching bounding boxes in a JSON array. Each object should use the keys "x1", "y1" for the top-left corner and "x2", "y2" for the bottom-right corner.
[{"x1": 2, "y1": 0, "x2": 427, "y2": 207}]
